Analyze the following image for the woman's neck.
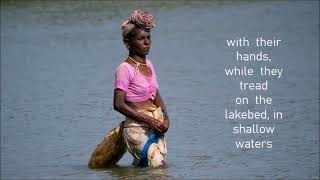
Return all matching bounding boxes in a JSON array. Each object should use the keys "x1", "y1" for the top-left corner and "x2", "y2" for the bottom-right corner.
[{"x1": 128, "y1": 54, "x2": 146, "y2": 63}]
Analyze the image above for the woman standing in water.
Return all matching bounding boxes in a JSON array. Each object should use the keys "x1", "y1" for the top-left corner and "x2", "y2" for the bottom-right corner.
[
  {"x1": 113, "y1": 10, "x2": 170, "y2": 167},
  {"x1": 89, "y1": 10, "x2": 169, "y2": 168}
]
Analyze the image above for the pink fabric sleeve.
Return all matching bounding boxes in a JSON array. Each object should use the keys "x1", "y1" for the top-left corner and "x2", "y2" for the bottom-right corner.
[
  {"x1": 115, "y1": 64, "x2": 130, "y2": 92},
  {"x1": 147, "y1": 60, "x2": 157, "y2": 79}
]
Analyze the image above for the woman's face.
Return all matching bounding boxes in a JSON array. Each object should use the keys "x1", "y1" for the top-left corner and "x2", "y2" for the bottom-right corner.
[{"x1": 126, "y1": 28, "x2": 151, "y2": 56}]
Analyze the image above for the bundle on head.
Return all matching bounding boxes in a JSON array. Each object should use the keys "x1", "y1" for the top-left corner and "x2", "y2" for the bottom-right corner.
[{"x1": 122, "y1": 10, "x2": 155, "y2": 40}]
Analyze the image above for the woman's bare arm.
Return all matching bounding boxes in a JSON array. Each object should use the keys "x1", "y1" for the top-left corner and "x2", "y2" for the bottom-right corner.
[
  {"x1": 113, "y1": 89, "x2": 165, "y2": 133},
  {"x1": 153, "y1": 90, "x2": 170, "y2": 133}
]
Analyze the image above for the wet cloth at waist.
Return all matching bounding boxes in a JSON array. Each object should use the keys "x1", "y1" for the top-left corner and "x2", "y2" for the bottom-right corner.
[{"x1": 122, "y1": 105, "x2": 167, "y2": 167}]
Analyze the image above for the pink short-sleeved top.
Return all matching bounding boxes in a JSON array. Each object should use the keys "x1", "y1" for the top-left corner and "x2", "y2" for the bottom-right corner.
[{"x1": 114, "y1": 59, "x2": 159, "y2": 102}]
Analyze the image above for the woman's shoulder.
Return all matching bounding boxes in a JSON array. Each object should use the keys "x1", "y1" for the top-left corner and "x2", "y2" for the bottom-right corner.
[
  {"x1": 146, "y1": 59, "x2": 153, "y2": 65},
  {"x1": 146, "y1": 59, "x2": 157, "y2": 70},
  {"x1": 146, "y1": 59, "x2": 156, "y2": 69},
  {"x1": 115, "y1": 61, "x2": 136, "y2": 76},
  {"x1": 116, "y1": 61, "x2": 131, "y2": 71}
]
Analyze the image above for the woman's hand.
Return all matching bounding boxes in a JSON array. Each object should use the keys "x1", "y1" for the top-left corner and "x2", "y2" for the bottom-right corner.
[
  {"x1": 153, "y1": 90, "x2": 170, "y2": 134},
  {"x1": 147, "y1": 117, "x2": 169, "y2": 134},
  {"x1": 162, "y1": 117, "x2": 169, "y2": 133},
  {"x1": 147, "y1": 117, "x2": 166, "y2": 134}
]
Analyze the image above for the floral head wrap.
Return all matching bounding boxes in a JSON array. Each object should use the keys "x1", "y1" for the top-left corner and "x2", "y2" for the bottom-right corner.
[{"x1": 122, "y1": 10, "x2": 155, "y2": 40}]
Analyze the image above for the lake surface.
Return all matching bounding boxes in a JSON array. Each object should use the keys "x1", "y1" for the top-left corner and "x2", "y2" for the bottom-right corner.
[{"x1": 1, "y1": 1, "x2": 319, "y2": 179}]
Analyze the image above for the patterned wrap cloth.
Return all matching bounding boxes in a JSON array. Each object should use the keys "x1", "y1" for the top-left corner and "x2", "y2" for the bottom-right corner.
[
  {"x1": 88, "y1": 105, "x2": 167, "y2": 168},
  {"x1": 123, "y1": 105, "x2": 167, "y2": 167}
]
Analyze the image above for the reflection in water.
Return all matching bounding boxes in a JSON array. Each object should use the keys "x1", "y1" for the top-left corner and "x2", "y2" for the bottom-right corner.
[{"x1": 92, "y1": 165, "x2": 171, "y2": 180}]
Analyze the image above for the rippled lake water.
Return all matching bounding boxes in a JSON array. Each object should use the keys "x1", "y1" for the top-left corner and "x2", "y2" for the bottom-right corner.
[{"x1": 1, "y1": 1, "x2": 319, "y2": 179}]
